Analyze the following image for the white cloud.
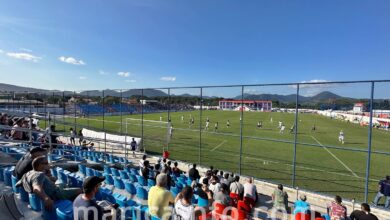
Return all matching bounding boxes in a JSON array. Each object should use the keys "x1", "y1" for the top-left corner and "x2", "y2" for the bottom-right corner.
[
  {"x1": 19, "y1": 48, "x2": 32, "y2": 52},
  {"x1": 160, "y1": 76, "x2": 176, "y2": 82},
  {"x1": 79, "y1": 76, "x2": 87, "y2": 80},
  {"x1": 125, "y1": 79, "x2": 136, "y2": 83},
  {"x1": 99, "y1": 70, "x2": 109, "y2": 75},
  {"x1": 6, "y1": 52, "x2": 41, "y2": 62},
  {"x1": 118, "y1": 72, "x2": 130, "y2": 77},
  {"x1": 0, "y1": 49, "x2": 4, "y2": 53},
  {"x1": 58, "y1": 56, "x2": 86, "y2": 65}
]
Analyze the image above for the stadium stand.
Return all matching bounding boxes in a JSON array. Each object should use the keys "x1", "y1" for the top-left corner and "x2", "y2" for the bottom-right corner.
[{"x1": 0, "y1": 113, "x2": 389, "y2": 219}]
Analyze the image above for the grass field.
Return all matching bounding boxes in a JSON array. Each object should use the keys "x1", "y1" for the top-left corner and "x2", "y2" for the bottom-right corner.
[{"x1": 56, "y1": 110, "x2": 390, "y2": 202}]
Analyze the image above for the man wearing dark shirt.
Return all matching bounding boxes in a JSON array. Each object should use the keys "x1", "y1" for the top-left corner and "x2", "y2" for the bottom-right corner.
[
  {"x1": 13, "y1": 146, "x2": 47, "y2": 179},
  {"x1": 73, "y1": 176, "x2": 106, "y2": 220},
  {"x1": 188, "y1": 164, "x2": 200, "y2": 181},
  {"x1": 350, "y1": 203, "x2": 378, "y2": 220},
  {"x1": 373, "y1": 176, "x2": 390, "y2": 208}
]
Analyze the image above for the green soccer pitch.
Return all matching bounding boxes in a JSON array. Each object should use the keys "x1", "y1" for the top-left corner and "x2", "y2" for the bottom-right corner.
[{"x1": 58, "y1": 110, "x2": 390, "y2": 202}]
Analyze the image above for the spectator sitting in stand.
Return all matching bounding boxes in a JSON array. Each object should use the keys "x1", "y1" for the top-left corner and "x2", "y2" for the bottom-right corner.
[
  {"x1": 230, "y1": 176, "x2": 244, "y2": 198},
  {"x1": 328, "y1": 195, "x2": 347, "y2": 220},
  {"x1": 172, "y1": 161, "x2": 182, "y2": 177},
  {"x1": 350, "y1": 203, "x2": 378, "y2": 220},
  {"x1": 73, "y1": 176, "x2": 119, "y2": 220},
  {"x1": 214, "y1": 183, "x2": 231, "y2": 207},
  {"x1": 13, "y1": 146, "x2": 47, "y2": 179},
  {"x1": 293, "y1": 195, "x2": 310, "y2": 215},
  {"x1": 19, "y1": 156, "x2": 82, "y2": 211},
  {"x1": 188, "y1": 164, "x2": 200, "y2": 181},
  {"x1": 243, "y1": 177, "x2": 258, "y2": 207}
]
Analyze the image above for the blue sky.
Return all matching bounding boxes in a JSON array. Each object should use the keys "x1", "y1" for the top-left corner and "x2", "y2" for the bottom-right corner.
[{"x1": 0, "y1": 0, "x2": 389, "y2": 97}]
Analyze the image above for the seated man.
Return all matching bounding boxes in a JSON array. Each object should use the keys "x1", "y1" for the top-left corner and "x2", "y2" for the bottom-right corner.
[
  {"x1": 293, "y1": 195, "x2": 310, "y2": 215},
  {"x1": 148, "y1": 173, "x2": 175, "y2": 220},
  {"x1": 73, "y1": 176, "x2": 118, "y2": 220},
  {"x1": 214, "y1": 183, "x2": 231, "y2": 206},
  {"x1": 350, "y1": 203, "x2": 378, "y2": 220},
  {"x1": 20, "y1": 156, "x2": 82, "y2": 211},
  {"x1": 13, "y1": 146, "x2": 47, "y2": 179}
]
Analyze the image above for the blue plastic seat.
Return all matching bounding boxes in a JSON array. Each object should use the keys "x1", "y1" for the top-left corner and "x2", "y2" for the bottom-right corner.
[
  {"x1": 170, "y1": 186, "x2": 180, "y2": 197},
  {"x1": 197, "y1": 197, "x2": 209, "y2": 207},
  {"x1": 119, "y1": 170, "x2": 129, "y2": 179},
  {"x1": 113, "y1": 193, "x2": 128, "y2": 207},
  {"x1": 130, "y1": 168, "x2": 138, "y2": 176},
  {"x1": 114, "y1": 178, "x2": 125, "y2": 189},
  {"x1": 86, "y1": 167, "x2": 95, "y2": 177},
  {"x1": 132, "y1": 205, "x2": 149, "y2": 220},
  {"x1": 136, "y1": 187, "x2": 148, "y2": 200},
  {"x1": 124, "y1": 180, "x2": 137, "y2": 195},
  {"x1": 78, "y1": 164, "x2": 86, "y2": 175},
  {"x1": 103, "y1": 165, "x2": 111, "y2": 175},
  {"x1": 94, "y1": 170, "x2": 103, "y2": 177},
  {"x1": 11, "y1": 175, "x2": 19, "y2": 193},
  {"x1": 20, "y1": 186, "x2": 29, "y2": 203},
  {"x1": 56, "y1": 200, "x2": 73, "y2": 220},
  {"x1": 136, "y1": 175, "x2": 146, "y2": 186},
  {"x1": 103, "y1": 174, "x2": 114, "y2": 185},
  {"x1": 147, "y1": 179, "x2": 156, "y2": 187},
  {"x1": 57, "y1": 171, "x2": 68, "y2": 185},
  {"x1": 3, "y1": 166, "x2": 14, "y2": 187},
  {"x1": 129, "y1": 174, "x2": 138, "y2": 183},
  {"x1": 29, "y1": 193, "x2": 42, "y2": 211},
  {"x1": 111, "y1": 168, "x2": 120, "y2": 177}
]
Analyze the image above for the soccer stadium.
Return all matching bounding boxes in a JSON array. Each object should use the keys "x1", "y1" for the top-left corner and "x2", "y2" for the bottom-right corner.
[{"x1": 1, "y1": 1, "x2": 390, "y2": 220}]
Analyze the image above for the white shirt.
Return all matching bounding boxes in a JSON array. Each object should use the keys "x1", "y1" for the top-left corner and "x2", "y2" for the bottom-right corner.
[
  {"x1": 209, "y1": 182, "x2": 221, "y2": 195},
  {"x1": 174, "y1": 200, "x2": 194, "y2": 220},
  {"x1": 70, "y1": 130, "x2": 75, "y2": 138},
  {"x1": 243, "y1": 182, "x2": 257, "y2": 200}
]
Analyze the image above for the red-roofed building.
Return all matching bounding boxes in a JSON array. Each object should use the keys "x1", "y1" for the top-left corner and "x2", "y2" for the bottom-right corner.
[
  {"x1": 353, "y1": 102, "x2": 365, "y2": 113},
  {"x1": 219, "y1": 99, "x2": 272, "y2": 111}
]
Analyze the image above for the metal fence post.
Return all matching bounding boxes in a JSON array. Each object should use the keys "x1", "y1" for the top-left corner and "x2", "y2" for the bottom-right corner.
[
  {"x1": 73, "y1": 91, "x2": 76, "y2": 134},
  {"x1": 167, "y1": 88, "x2": 171, "y2": 151},
  {"x1": 141, "y1": 89, "x2": 144, "y2": 152},
  {"x1": 364, "y1": 82, "x2": 375, "y2": 202},
  {"x1": 292, "y1": 84, "x2": 300, "y2": 187},
  {"x1": 102, "y1": 90, "x2": 107, "y2": 158},
  {"x1": 199, "y1": 87, "x2": 203, "y2": 165},
  {"x1": 239, "y1": 86, "x2": 244, "y2": 174}
]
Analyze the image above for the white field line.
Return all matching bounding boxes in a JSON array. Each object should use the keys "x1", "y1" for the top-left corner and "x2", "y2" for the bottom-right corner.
[
  {"x1": 211, "y1": 140, "x2": 227, "y2": 152},
  {"x1": 311, "y1": 136, "x2": 359, "y2": 178}
]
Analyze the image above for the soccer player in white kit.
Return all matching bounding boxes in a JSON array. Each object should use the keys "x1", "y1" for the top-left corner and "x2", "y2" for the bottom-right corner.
[
  {"x1": 205, "y1": 121, "x2": 210, "y2": 130},
  {"x1": 339, "y1": 130, "x2": 345, "y2": 144},
  {"x1": 280, "y1": 125, "x2": 285, "y2": 134}
]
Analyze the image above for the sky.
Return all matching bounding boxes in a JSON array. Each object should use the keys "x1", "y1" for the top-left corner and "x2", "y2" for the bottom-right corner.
[{"x1": 0, "y1": 0, "x2": 389, "y2": 97}]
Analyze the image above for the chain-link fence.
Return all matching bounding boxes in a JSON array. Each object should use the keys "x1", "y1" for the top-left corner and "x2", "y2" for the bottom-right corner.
[{"x1": 1, "y1": 80, "x2": 389, "y2": 203}]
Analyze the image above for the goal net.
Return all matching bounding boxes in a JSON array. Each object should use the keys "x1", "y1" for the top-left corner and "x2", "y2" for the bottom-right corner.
[{"x1": 125, "y1": 118, "x2": 171, "y2": 152}]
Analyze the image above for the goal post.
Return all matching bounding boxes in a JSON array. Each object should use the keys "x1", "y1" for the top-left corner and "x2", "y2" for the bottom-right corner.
[{"x1": 125, "y1": 118, "x2": 171, "y2": 153}]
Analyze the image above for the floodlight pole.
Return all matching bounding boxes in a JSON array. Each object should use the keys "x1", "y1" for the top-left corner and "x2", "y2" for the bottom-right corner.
[
  {"x1": 239, "y1": 86, "x2": 244, "y2": 174},
  {"x1": 199, "y1": 87, "x2": 203, "y2": 165},
  {"x1": 364, "y1": 82, "x2": 375, "y2": 203},
  {"x1": 292, "y1": 84, "x2": 300, "y2": 188}
]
